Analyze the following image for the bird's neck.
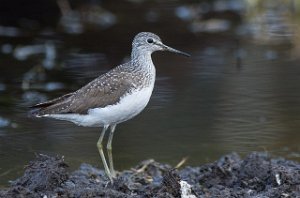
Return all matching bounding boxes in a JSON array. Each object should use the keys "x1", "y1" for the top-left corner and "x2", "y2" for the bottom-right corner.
[
  {"x1": 130, "y1": 50, "x2": 156, "y2": 88},
  {"x1": 131, "y1": 50, "x2": 155, "y2": 72}
]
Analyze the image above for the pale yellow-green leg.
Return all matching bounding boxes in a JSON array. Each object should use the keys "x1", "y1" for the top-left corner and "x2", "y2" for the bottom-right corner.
[
  {"x1": 97, "y1": 125, "x2": 113, "y2": 182},
  {"x1": 107, "y1": 124, "x2": 116, "y2": 178}
]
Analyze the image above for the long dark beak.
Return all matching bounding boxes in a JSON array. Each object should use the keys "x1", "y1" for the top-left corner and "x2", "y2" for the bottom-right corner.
[{"x1": 160, "y1": 43, "x2": 191, "y2": 57}]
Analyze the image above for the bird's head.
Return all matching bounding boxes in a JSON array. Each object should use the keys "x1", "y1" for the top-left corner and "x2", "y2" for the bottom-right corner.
[{"x1": 132, "y1": 32, "x2": 190, "y2": 58}]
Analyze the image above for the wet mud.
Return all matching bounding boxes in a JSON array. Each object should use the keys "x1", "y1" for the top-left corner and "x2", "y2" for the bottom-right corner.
[{"x1": 0, "y1": 152, "x2": 299, "y2": 198}]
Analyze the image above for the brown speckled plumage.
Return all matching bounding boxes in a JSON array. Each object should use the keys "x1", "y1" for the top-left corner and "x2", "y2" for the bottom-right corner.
[{"x1": 32, "y1": 61, "x2": 155, "y2": 115}]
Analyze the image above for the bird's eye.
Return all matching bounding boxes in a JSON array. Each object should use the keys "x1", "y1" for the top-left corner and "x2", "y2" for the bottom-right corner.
[{"x1": 147, "y1": 38, "x2": 154, "y2": 43}]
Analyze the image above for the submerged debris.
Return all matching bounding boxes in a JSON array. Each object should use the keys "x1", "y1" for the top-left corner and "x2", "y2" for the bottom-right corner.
[{"x1": 0, "y1": 152, "x2": 299, "y2": 198}]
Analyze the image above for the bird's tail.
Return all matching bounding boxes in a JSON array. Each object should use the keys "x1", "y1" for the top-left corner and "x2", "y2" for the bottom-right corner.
[{"x1": 29, "y1": 92, "x2": 74, "y2": 117}]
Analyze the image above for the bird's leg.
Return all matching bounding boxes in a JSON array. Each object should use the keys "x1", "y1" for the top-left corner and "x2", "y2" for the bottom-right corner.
[
  {"x1": 97, "y1": 125, "x2": 113, "y2": 182},
  {"x1": 107, "y1": 124, "x2": 116, "y2": 178}
]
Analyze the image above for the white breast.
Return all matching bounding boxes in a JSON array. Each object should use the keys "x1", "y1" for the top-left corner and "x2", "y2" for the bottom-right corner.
[{"x1": 44, "y1": 85, "x2": 154, "y2": 127}]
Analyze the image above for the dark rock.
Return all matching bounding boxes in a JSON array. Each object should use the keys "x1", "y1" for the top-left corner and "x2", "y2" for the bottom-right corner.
[
  {"x1": 1, "y1": 154, "x2": 68, "y2": 198},
  {"x1": 1, "y1": 152, "x2": 300, "y2": 198}
]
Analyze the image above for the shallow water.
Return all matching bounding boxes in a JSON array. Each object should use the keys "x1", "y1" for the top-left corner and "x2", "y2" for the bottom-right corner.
[{"x1": 0, "y1": 0, "x2": 300, "y2": 186}]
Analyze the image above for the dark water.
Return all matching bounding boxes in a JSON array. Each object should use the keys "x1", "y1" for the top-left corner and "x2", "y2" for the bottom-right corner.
[{"x1": 1, "y1": 0, "x2": 300, "y2": 186}]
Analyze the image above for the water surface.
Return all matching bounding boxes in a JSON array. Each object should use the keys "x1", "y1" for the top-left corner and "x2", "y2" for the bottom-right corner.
[{"x1": 0, "y1": 0, "x2": 300, "y2": 186}]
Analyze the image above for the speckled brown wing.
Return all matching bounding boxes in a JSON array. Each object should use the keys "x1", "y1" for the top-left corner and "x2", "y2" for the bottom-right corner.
[
  {"x1": 32, "y1": 66, "x2": 135, "y2": 116},
  {"x1": 65, "y1": 71, "x2": 134, "y2": 114}
]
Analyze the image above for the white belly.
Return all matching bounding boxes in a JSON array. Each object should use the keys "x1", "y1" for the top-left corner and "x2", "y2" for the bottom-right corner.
[{"x1": 43, "y1": 85, "x2": 154, "y2": 127}]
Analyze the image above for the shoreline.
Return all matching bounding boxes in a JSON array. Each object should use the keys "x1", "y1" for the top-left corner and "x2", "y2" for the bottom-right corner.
[{"x1": 1, "y1": 152, "x2": 299, "y2": 197}]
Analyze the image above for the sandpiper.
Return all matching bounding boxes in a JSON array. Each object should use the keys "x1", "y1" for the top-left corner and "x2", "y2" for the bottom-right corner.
[{"x1": 31, "y1": 32, "x2": 190, "y2": 182}]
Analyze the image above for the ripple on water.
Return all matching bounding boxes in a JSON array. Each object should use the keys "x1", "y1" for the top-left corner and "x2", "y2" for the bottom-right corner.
[{"x1": 0, "y1": 117, "x2": 10, "y2": 128}]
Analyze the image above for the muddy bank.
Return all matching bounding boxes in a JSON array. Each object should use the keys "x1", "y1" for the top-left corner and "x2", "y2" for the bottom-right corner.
[{"x1": 0, "y1": 152, "x2": 299, "y2": 198}]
